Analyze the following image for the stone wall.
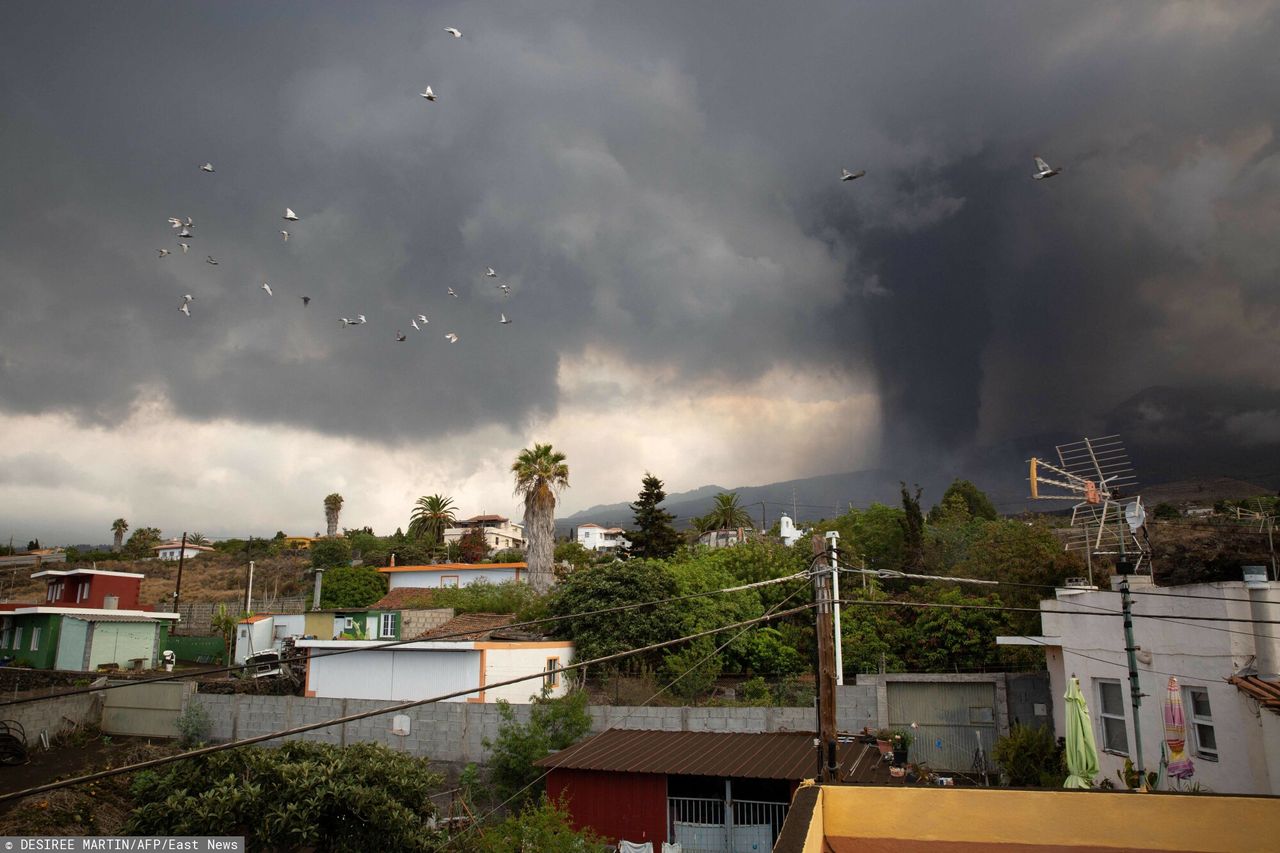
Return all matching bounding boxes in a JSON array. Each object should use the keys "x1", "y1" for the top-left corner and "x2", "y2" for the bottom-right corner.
[
  {"x1": 5, "y1": 691, "x2": 102, "y2": 745},
  {"x1": 400, "y1": 608, "x2": 455, "y2": 639}
]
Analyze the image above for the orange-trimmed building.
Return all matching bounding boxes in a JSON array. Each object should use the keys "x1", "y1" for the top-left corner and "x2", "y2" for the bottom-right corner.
[{"x1": 378, "y1": 562, "x2": 526, "y2": 590}]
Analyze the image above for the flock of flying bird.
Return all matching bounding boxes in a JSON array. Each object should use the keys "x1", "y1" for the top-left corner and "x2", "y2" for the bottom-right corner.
[{"x1": 156, "y1": 23, "x2": 1066, "y2": 342}]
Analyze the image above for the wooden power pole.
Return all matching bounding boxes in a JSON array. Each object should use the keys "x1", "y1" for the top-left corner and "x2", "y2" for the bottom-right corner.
[{"x1": 811, "y1": 534, "x2": 840, "y2": 783}]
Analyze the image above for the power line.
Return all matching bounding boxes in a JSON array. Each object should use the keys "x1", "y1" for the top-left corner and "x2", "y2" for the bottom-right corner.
[
  {"x1": 0, "y1": 603, "x2": 815, "y2": 804},
  {"x1": 0, "y1": 571, "x2": 812, "y2": 708},
  {"x1": 449, "y1": 572, "x2": 817, "y2": 848}
]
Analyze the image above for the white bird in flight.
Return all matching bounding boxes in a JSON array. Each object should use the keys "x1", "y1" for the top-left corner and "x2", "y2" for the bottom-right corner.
[
  {"x1": 182, "y1": 294, "x2": 194, "y2": 304},
  {"x1": 157, "y1": 248, "x2": 171, "y2": 258},
  {"x1": 447, "y1": 287, "x2": 458, "y2": 297},
  {"x1": 1032, "y1": 156, "x2": 1062, "y2": 180},
  {"x1": 445, "y1": 332, "x2": 458, "y2": 343},
  {"x1": 421, "y1": 86, "x2": 436, "y2": 102},
  {"x1": 205, "y1": 256, "x2": 218, "y2": 265},
  {"x1": 283, "y1": 208, "x2": 299, "y2": 221},
  {"x1": 396, "y1": 330, "x2": 407, "y2": 342},
  {"x1": 341, "y1": 315, "x2": 367, "y2": 326},
  {"x1": 179, "y1": 302, "x2": 190, "y2": 316},
  {"x1": 411, "y1": 319, "x2": 420, "y2": 331},
  {"x1": 485, "y1": 267, "x2": 497, "y2": 277},
  {"x1": 281, "y1": 230, "x2": 290, "y2": 242},
  {"x1": 499, "y1": 313, "x2": 511, "y2": 325},
  {"x1": 416, "y1": 314, "x2": 428, "y2": 325},
  {"x1": 444, "y1": 27, "x2": 462, "y2": 38},
  {"x1": 498, "y1": 283, "x2": 510, "y2": 294},
  {"x1": 356, "y1": 314, "x2": 367, "y2": 324},
  {"x1": 262, "y1": 282, "x2": 273, "y2": 296},
  {"x1": 841, "y1": 168, "x2": 866, "y2": 182},
  {"x1": 200, "y1": 163, "x2": 215, "y2": 173},
  {"x1": 179, "y1": 242, "x2": 190, "y2": 254},
  {"x1": 168, "y1": 218, "x2": 183, "y2": 229},
  {"x1": 178, "y1": 227, "x2": 193, "y2": 239}
]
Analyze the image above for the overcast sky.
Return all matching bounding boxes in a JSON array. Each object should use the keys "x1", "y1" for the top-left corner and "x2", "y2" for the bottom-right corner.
[{"x1": 2, "y1": 1, "x2": 1278, "y2": 544}]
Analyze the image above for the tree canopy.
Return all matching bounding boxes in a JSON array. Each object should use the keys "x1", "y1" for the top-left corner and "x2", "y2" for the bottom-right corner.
[
  {"x1": 318, "y1": 565, "x2": 387, "y2": 609},
  {"x1": 408, "y1": 493, "x2": 456, "y2": 544},
  {"x1": 512, "y1": 443, "x2": 569, "y2": 593},
  {"x1": 629, "y1": 472, "x2": 681, "y2": 559},
  {"x1": 695, "y1": 491, "x2": 754, "y2": 533}
]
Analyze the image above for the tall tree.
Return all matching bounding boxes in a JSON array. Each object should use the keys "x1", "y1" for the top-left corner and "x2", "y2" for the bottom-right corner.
[
  {"x1": 407, "y1": 494, "x2": 456, "y2": 544},
  {"x1": 899, "y1": 483, "x2": 925, "y2": 569},
  {"x1": 187, "y1": 532, "x2": 209, "y2": 546},
  {"x1": 323, "y1": 493, "x2": 344, "y2": 538},
  {"x1": 928, "y1": 479, "x2": 999, "y2": 523},
  {"x1": 111, "y1": 518, "x2": 129, "y2": 553},
  {"x1": 696, "y1": 492, "x2": 754, "y2": 533},
  {"x1": 511, "y1": 443, "x2": 569, "y2": 593},
  {"x1": 629, "y1": 472, "x2": 681, "y2": 559}
]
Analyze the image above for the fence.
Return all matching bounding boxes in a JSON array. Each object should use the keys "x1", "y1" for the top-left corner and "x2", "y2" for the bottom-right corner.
[
  {"x1": 165, "y1": 597, "x2": 307, "y2": 635},
  {"x1": 164, "y1": 635, "x2": 227, "y2": 664},
  {"x1": 668, "y1": 797, "x2": 788, "y2": 853}
]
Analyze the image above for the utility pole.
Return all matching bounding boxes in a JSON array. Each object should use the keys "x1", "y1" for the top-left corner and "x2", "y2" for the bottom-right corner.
[
  {"x1": 811, "y1": 535, "x2": 840, "y2": 783},
  {"x1": 172, "y1": 532, "x2": 188, "y2": 614},
  {"x1": 827, "y1": 531, "x2": 843, "y2": 686},
  {"x1": 1116, "y1": 552, "x2": 1146, "y2": 786},
  {"x1": 245, "y1": 560, "x2": 255, "y2": 615}
]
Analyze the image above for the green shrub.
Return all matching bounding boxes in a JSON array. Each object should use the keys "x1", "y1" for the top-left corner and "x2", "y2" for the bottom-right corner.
[
  {"x1": 174, "y1": 700, "x2": 212, "y2": 747},
  {"x1": 993, "y1": 723, "x2": 1064, "y2": 787}
]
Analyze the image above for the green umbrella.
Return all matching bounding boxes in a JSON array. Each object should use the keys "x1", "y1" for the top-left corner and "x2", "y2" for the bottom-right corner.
[{"x1": 1063, "y1": 676, "x2": 1100, "y2": 789}]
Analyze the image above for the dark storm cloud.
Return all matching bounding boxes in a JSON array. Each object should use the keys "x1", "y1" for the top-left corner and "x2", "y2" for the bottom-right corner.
[{"x1": 1, "y1": 1, "x2": 1277, "y2": 468}]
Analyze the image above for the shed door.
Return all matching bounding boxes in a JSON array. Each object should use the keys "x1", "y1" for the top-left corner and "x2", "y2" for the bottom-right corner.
[
  {"x1": 57, "y1": 618, "x2": 89, "y2": 671},
  {"x1": 887, "y1": 681, "x2": 997, "y2": 772}
]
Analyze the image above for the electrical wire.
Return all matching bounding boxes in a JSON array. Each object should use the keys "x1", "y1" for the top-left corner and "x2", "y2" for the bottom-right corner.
[
  {"x1": 448, "y1": 570, "x2": 818, "y2": 847},
  {"x1": 0, "y1": 602, "x2": 816, "y2": 804},
  {"x1": 0, "y1": 570, "x2": 811, "y2": 708}
]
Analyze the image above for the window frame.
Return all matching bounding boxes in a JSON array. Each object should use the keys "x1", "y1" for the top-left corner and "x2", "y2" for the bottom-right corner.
[
  {"x1": 440, "y1": 575, "x2": 460, "y2": 589},
  {"x1": 13, "y1": 626, "x2": 23, "y2": 652},
  {"x1": 1184, "y1": 686, "x2": 1218, "y2": 762},
  {"x1": 30, "y1": 626, "x2": 41, "y2": 651},
  {"x1": 1095, "y1": 678, "x2": 1129, "y2": 755},
  {"x1": 380, "y1": 612, "x2": 398, "y2": 639},
  {"x1": 544, "y1": 656, "x2": 560, "y2": 690}
]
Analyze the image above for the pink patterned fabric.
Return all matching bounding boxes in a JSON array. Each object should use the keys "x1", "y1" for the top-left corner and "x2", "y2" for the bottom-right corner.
[{"x1": 1164, "y1": 677, "x2": 1195, "y2": 780}]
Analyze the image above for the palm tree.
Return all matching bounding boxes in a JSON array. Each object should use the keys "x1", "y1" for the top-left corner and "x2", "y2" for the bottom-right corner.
[
  {"x1": 111, "y1": 518, "x2": 129, "y2": 553},
  {"x1": 408, "y1": 494, "x2": 457, "y2": 545},
  {"x1": 188, "y1": 532, "x2": 209, "y2": 546},
  {"x1": 323, "y1": 493, "x2": 344, "y2": 538},
  {"x1": 511, "y1": 443, "x2": 569, "y2": 593},
  {"x1": 698, "y1": 492, "x2": 754, "y2": 532}
]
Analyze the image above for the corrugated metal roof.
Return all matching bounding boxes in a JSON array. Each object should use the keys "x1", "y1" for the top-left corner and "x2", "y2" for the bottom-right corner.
[
  {"x1": 534, "y1": 729, "x2": 868, "y2": 781},
  {"x1": 65, "y1": 614, "x2": 164, "y2": 623},
  {"x1": 1230, "y1": 675, "x2": 1280, "y2": 713}
]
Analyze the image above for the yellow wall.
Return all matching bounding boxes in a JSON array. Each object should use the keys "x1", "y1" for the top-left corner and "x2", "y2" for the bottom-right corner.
[
  {"x1": 303, "y1": 612, "x2": 333, "y2": 638},
  {"x1": 816, "y1": 787, "x2": 1280, "y2": 853}
]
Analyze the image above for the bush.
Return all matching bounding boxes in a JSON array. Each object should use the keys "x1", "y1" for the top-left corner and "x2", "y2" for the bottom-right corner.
[
  {"x1": 659, "y1": 637, "x2": 723, "y2": 701},
  {"x1": 309, "y1": 537, "x2": 352, "y2": 570},
  {"x1": 483, "y1": 690, "x2": 592, "y2": 810},
  {"x1": 431, "y1": 580, "x2": 548, "y2": 623},
  {"x1": 469, "y1": 797, "x2": 603, "y2": 853},
  {"x1": 739, "y1": 676, "x2": 774, "y2": 706},
  {"x1": 993, "y1": 723, "x2": 1065, "y2": 787},
  {"x1": 126, "y1": 742, "x2": 444, "y2": 851},
  {"x1": 174, "y1": 700, "x2": 212, "y2": 747},
  {"x1": 318, "y1": 565, "x2": 387, "y2": 608},
  {"x1": 1152, "y1": 502, "x2": 1181, "y2": 520},
  {"x1": 737, "y1": 628, "x2": 806, "y2": 676}
]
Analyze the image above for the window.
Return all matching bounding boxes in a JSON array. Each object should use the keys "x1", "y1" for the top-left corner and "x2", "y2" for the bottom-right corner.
[
  {"x1": 77, "y1": 582, "x2": 89, "y2": 602},
  {"x1": 440, "y1": 576, "x2": 459, "y2": 589},
  {"x1": 1, "y1": 620, "x2": 10, "y2": 649},
  {"x1": 544, "y1": 657, "x2": 560, "y2": 689},
  {"x1": 1185, "y1": 687, "x2": 1217, "y2": 761},
  {"x1": 380, "y1": 613, "x2": 398, "y2": 639},
  {"x1": 13, "y1": 627, "x2": 22, "y2": 652},
  {"x1": 30, "y1": 627, "x2": 40, "y2": 651},
  {"x1": 1096, "y1": 679, "x2": 1128, "y2": 754},
  {"x1": 343, "y1": 617, "x2": 354, "y2": 630}
]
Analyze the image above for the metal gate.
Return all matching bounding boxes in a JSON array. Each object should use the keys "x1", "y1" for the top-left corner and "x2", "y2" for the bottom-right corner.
[
  {"x1": 668, "y1": 797, "x2": 788, "y2": 852},
  {"x1": 887, "y1": 681, "x2": 997, "y2": 772},
  {"x1": 102, "y1": 680, "x2": 194, "y2": 738}
]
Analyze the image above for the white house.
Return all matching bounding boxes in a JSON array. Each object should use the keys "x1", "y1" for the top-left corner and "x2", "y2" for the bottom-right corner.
[
  {"x1": 296, "y1": 613, "x2": 573, "y2": 703},
  {"x1": 152, "y1": 540, "x2": 216, "y2": 561},
  {"x1": 574, "y1": 523, "x2": 631, "y2": 553},
  {"x1": 697, "y1": 528, "x2": 749, "y2": 549},
  {"x1": 234, "y1": 613, "x2": 307, "y2": 664},
  {"x1": 443, "y1": 515, "x2": 526, "y2": 551},
  {"x1": 998, "y1": 566, "x2": 1280, "y2": 795},
  {"x1": 779, "y1": 514, "x2": 808, "y2": 547},
  {"x1": 378, "y1": 562, "x2": 526, "y2": 590}
]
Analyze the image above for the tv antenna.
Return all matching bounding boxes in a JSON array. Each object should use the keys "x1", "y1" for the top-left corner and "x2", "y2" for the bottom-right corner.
[{"x1": 1027, "y1": 434, "x2": 1149, "y2": 583}]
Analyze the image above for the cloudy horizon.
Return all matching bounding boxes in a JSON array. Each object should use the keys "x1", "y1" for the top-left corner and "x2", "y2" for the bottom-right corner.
[{"x1": 2, "y1": 1, "x2": 1278, "y2": 544}]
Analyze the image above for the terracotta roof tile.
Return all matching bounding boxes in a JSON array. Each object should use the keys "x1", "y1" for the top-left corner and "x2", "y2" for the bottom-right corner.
[
  {"x1": 416, "y1": 612, "x2": 517, "y2": 640},
  {"x1": 1230, "y1": 675, "x2": 1280, "y2": 713},
  {"x1": 371, "y1": 587, "x2": 441, "y2": 610}
]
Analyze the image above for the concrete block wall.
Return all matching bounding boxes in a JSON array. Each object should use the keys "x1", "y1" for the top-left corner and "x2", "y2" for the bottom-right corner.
[
  {"x1": 7, "y1": 692, "x2": 102, "y2": 744},
  {"x1": 400, "y1": 608, "x2": 455, "y2": 639}
]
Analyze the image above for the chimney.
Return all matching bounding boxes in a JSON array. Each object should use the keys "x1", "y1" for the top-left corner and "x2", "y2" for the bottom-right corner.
[
  {"x1": 1243, "y1": 565, "x2": 1280, "y2": 681},
  {"x1": 312, "y1": 569, "x2": 325, "y2": 611},
  {"x1": 390, "y1": 552, "x2": 396, "y2": 568}
]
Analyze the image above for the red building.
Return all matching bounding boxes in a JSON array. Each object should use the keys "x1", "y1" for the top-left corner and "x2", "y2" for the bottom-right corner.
[
  {"x1": 535, "y1": 729, "x2": 885, "y2": 850},
  {"x1": 31, "y1": 568, "x2": 153, "y2": 611}
]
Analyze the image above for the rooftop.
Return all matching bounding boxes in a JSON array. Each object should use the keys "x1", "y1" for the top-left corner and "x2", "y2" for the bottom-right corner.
[
  {"x1": 378, "y1": 562, "x2": 526, "y2": 573},
  {"x1": 534, "y1": 729, "x2": 876, "y2": 781},
  {"x1": 1230, "y1": 675, "x2": 1280, "y2": 714},
  {"x1": 416, "y1": 612, "x2": 517, "y2": 640},
  {"x1": 31, "y1": 568, "x2": 146, "y2": 580},
  {"x1": 370, "y1": 587, "x2": 443, "y2": 610}
]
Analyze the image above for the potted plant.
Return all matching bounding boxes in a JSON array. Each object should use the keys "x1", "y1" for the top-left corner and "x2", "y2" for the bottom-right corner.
[{"x1": 891, "y1": 730, "x2": 913, "y2": 765}]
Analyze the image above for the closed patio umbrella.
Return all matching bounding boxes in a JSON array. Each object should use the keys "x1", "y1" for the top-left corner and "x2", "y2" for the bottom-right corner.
[
  {"x1": 1163, "y1": 677, "x2": 1195, "y2": 780},
  {"x1": 1063, "y1": 676, "x2": 1100, "y2": 789}
]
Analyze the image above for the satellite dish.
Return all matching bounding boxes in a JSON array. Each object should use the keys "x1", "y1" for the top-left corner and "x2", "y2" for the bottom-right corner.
[{"x1": 1125, "y1": 498, "x2": 1146, "y2": 534}]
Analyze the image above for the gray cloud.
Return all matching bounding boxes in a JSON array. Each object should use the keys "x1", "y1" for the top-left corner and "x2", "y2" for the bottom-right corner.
[{"x1": 1, "y1": 0, "x2": 1277, "y2": 497}]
